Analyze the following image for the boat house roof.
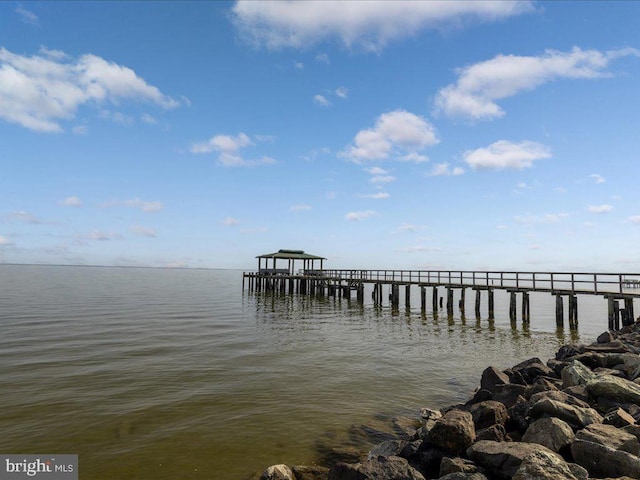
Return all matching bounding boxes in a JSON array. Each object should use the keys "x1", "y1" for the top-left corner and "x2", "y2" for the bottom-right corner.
[{"x1": 256, "y1": 249, "x2": 326, "y2": 261}]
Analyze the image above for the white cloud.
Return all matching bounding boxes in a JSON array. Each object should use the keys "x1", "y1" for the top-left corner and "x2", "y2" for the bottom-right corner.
[
  {"x1": 400, "y1": 152, "x2": 429, "y2": 163},
  {"x1": 0, "y1": 47, "x2": 180, "y2": 132},
  {"x1": 190, "y1": 132, "x2": 276, "y2": 167},
  {"x1": 313, "y1": 94, "x2": 331, "y2": 107},
  {"x1": 367, "y1": 166, "x2": 388, "y2": 176},
  {"x1": 629, "y1": 216, "x2": 640, "y2": 225},
  {"x1": 360, "y1": 192, "x2": 390, "y2": 199},
  {"x1": 345, "y1": 210, "x2": 377, "y2": 221},
  {"x1": 426, "y1": 162, "x2": 466, "y2": 176},
  {"x1": 370, "y1": 175, "x2": 396, "y2": 184},
  {"x1": 82, "y1": 229, "x2": 122, "y2": 242},
  {"x1": 290, "y1": 204, "x2": 312, "y2": 212},
  {"x1": 341, "y1": 110, "x2": 438, "y2": 162},
  {"x1": 514, "y1": 212, "x2": 569, "y2": 225},
  {"x1": 130, "y1": 225, "x2": 157, "y2": 237},
  {"x1": 100, "y1": 198, "x2": 163, "y2": 212},
  {"x1": 6, "y1": 210, "x2": 44, "y2": 224},
  {"x1": 72, "y1": 125, "x2": 88, "y2": 135},
  {"x1": 587, "y1": 204, "x2": 613, "y2": 214},
  {"x1": 16, "y1": 5, "x2": 39, "y2": 26},
  {"x1": 335, "y1": 86, "x2": 348, "y2": 99},
  {"x1": 141, "y1": 113, "x2": 158, "y2": 124},
  {"x1": 399, "y1": 245, "x2": 442, "y2": 253},
  {"x1": 590, "y1": 174, "x2": 606, "y2": 184},
  {"x1": 223, "y1": 217, "x2": 240, "y2": 226},
  {"x1": 316, "y1": 53, "x2": 330, "y2": 64},
  {"x1": 294, "y1": 61, "x2": 304, "y2": 70},
  {"x1": 0, "y1": 235, "x2": 14, "y2": 246},
  {"x1": 463, "y1": 140, "x2": 551, "y2": 169},
  {"x1": 398, "y1": 223, "x2": 420, "y2": 232},
  {"x1": 100, "y1": 110, "x2": 134, "y2": 126},
  {"x1": 61, "y1": 196, "x2": 82, "y2": 207},
  {"x1": 435, "y1": 46, "x2": 640, "y2": 120},
  {"x1": 232, "y1": 1, "x2": 533, "y2": 52}
]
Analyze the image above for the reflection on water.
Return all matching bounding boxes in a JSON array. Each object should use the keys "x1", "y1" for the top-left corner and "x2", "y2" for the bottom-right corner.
[{"x1": 0, "y1": 266, "x2": 614, "y2": 479}]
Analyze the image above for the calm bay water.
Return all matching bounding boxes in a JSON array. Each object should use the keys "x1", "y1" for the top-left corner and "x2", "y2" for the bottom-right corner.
[{"x1": 0, "y1": 265, "x2": 617, "y2": 479}]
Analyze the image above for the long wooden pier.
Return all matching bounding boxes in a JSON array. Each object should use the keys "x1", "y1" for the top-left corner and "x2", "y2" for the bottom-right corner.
[{"x1": 243, "y1": 269, "x2": 640, "y2": 330}]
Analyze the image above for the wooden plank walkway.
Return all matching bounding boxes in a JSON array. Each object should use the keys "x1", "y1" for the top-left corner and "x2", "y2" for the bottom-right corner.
[{"x1": 242, "y1": 269, "x2": 640, "y2": 331}]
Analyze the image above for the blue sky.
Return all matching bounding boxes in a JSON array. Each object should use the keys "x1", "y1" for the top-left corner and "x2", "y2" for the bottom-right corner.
[{"x1": 1, "y1": 1, "x2": 640, "y2": 271}]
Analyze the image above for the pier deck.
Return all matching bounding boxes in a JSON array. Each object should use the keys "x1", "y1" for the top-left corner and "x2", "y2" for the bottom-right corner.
[{"x1": 243, "y1": 269, "x2": 640, "y2": 331}]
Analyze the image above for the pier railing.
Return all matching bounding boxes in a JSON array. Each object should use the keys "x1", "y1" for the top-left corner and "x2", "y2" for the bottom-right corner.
[{"x1": 318, "y1": 270, "x2": 640, "y2": 296}]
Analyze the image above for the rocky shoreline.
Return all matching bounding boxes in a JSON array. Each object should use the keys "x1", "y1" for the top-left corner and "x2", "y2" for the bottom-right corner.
[{"x1": 258, "y1": 320, "x2": 640, "y2": 480}]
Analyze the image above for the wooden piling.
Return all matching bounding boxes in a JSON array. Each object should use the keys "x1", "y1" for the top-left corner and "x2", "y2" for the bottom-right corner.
[
  {"x1": 391, "y1": 284, "x2": 400, "y2": 308},
  {"x1": 509, "y1": 291, "x2": 517, "y2": 322},
  {"x1": 522, "y1": 292, "x2": 530, "y2": 323},
  {"x1": 446, "y1": 288, "x2": 454, "y2": 315},
  {"x1": 459, "y1": 288, "x2": 466, "y2": 314},
  {"x1": 488, "y1": 289, "x2": 494, "y2": 319},
  {"x1": 475, "y1": 289, "x2": 481, "y2": 318},
  {"x1": 555, "y1": 295, "x2": 564, "y2": 327},
  {"x1": 405, "y1": 285, "x2": 411, "y2": 307},
  {"x1": 568, "y1": 295, "x2": 578, "y2": 327},
  {"x1": 624, "y1": 298, "x2": 635, "y2": 326},
  {"x1": 432, "y1": 286, "x2": 438, "y2": 311}
]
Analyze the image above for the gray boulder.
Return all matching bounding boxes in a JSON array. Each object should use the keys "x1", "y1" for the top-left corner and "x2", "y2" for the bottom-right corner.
[
  {"x1": 512, "y1": 450, "x2": 587, "y2": 480},
  {"x1": 327, "y1": 455, "x2": 425, "y2": 480},
  {"x1": 571, "y1": 439, "x2": 640, "y2": 478},
  {"x1": 575, "y1": 423, "x2": 640, "y2": 455},
  {"x1": 528, "y1": 398, "x2": 603, "y2": 429},
  {"x1": 468, "y1": 400, "x2": 508, "y2": 430},
  {"x1": 529, "y1": 389, "x2": 590, "y2": 408},
  {"x1": 480, "y1": 366, "x2": 510, "y2": 393},
  {"x1": 429, "y1": 409, "x2": 476, "y2": 454},
  {"x1": 586, "y1": 374, "x2": 640, "y2": 404},
  {"x1": 439, "y1": 473, "x2": 488, "y2": 480},
  {"x1": 439, "y1": 456, "x2": 482, "y2": 476},
  {"x1": 260, "y1": 464, "x2": 294, "y2": 480},
  {"x1": 466, "y1": 440, "x2": 557, "y2": 480},
  {"x1": 522, "y1": 417, "x2": 574, "y2": 452},
  {"x1": 561, "y1": 360, "x2": 595, "y2": 388}
]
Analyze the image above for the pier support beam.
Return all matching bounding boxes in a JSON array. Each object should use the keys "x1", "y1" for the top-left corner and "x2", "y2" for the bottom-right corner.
[
  {"x1": 391, "y1": 284, "x2": 400, "y2": 308},
  {"x1": 432, "y1": 286, "x2": 438, "y2": 311},
  {"x1": 555, "y1": 295, "x2": 564, "y2": 327},
  {"x1": 446, "y1": 288, "x2": 454, "y2": 315},
  {"x1": 405, "y1": 285, "x2": 411, "y2": 308},
  {"x1": 488, "y1": 289, "x2": 495, "y2": 319},
  {"x1": 522, "y1": 292, "x2": 530, "y2": 324},
  {"x1": 509, "y1": 291, "x2": 517, "y2": 322},
  {"x1": 421, "y1": 286, "x2": 426, "y2": 312},
  {"x1": 624, "y1": 298, "x2": 635, "y2": 327},
  {"x1": 474, "y1": 289, "x2": 481, "y2": 318},
  {"x1": 459, "y1": 288, "x2": 466, "y2": 315},
  {"x1": 568, "y1": 295, "x2": 578, "y2": 328}
]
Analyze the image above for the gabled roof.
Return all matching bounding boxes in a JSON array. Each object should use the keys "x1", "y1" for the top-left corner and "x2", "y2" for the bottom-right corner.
[{"x1": 256, "y1": 249, "x2": 326, "y2": 260}]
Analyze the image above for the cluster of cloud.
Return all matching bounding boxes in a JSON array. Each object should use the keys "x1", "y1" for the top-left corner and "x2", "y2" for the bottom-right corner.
[
  {"x1": 341, "y1": 110, "x2": 438, "y2": 163},
  {"x1": 313, "y1": 87, "x2": 348, "y2": 107},
  {"x1": 232, "y1": 0, "x2": 534, "y2": 52},
  {"x1": 345, "y1": 210, "x2": 376, "y2": 221},
  {"x1": 435, "y1": 47, "x2": 640, "y2": 120},
  {"x1": 190, "y1": 132, "x2": 276, "y2": 167},
  {"x1": 0, "y1": 47, "x2": 181, "y2": 132},
  {"x1": 463, "y1": 140, "x2": 551, "y2": 169},
  {"x1": 100, "y1": 198, "x2": 163, "y2": 212}
]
